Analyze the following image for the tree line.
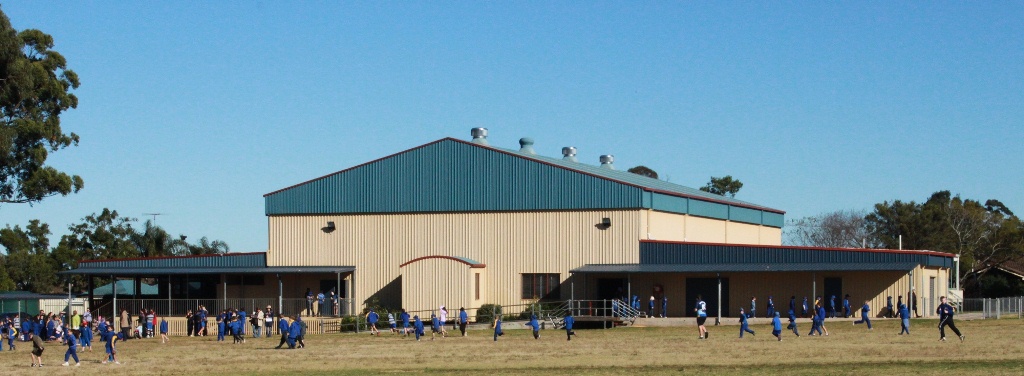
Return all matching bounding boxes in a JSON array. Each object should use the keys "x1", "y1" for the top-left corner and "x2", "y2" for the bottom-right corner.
[
  {"x1": 788, "y1": 191, "x2": 1024, "y2": 297},
  {"x1": 0, "y1": 208, "x2": 229, "y2": 294}
]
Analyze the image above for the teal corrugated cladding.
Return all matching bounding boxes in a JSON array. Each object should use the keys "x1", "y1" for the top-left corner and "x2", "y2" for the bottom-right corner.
[
  {"x1": 265, "y1": 140, "x2": 644, "y2": 215},
  {"x1": 639, "y1": 243, "x2": 952, "y2": 267},
  {"x1": 763, "y1": 212, "x2": 785, "y2": 228},
  {"x1": 728, "y1": 206, "x2": 761, "y2": 225},
  {"x1": 650, "y1": 193, "x2": 688, "y2": 214},
  {"x1": 79, "y1": 253, "x2": 265, "y2": 269},
  {"x1": 688, "y1": 199, "x2": 728, "y2": 220}
]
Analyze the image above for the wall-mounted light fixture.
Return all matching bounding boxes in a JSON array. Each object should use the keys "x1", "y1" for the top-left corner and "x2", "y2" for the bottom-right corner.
[
  {"x1": 601, "y1": 218, "x2": 611, "y2": 227},
  {"x1": 322, "y1": 221, "x2": 336, "y2": 233}
]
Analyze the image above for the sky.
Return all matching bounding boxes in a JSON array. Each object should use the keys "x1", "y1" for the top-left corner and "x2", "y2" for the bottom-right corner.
[{"x1": 2, "y1": 2, "x2": 1022, "y2": 253}]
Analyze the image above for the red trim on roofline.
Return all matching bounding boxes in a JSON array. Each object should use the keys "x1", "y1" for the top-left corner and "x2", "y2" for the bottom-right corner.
[
  {"x1": 78, "y1": 251, "x2": 265, "y2": 264},
  {"x1": 264, "y1": 137, "x2": 784, "y2": 214},
  {"x1": 399, "y1": 255, "x2": 486, "y2": 268},
  {"x1": 639, "y1": 240, "x2": 956, "y2": 258}
]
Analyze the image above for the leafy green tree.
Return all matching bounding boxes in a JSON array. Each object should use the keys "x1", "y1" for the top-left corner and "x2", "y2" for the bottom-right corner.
[
  {"x1": 699, "y1": 175, "x2": 743, "y2": 197},
  {"x1": 56, "y1": 208, "x2": 139, "y2": 267},
  {"x1": 132, "y1": 220, "x2": 176, "y2": 257},
  {"x1": 0, "y1": 8, "x2": 83, "y2": 205},
  {"x1": 627, "y1": 165, "x2": 659, "y2": 179},
  {"x1": 186, "y1": 236, "x2": 229, "y2": 255},
  {"x1": 0, "y1": 220, "x2": 58, "y2": 292},
  {"x1": 0, "y1": 257, "x2": 16, "y2": 291}
]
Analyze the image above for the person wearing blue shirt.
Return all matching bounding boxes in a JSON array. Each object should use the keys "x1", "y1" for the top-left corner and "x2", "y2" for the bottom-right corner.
[
  {"x1": 661, "y1": 296, "x2": 668, "y2": 318},
  {"x1": 317, "y1": 292, "x2": 326, "y2": 317},
  {"x1": 886, "y1": 296, "x2": 894, "y2": 318},
  {"x1": 808, "y1": 303, "x2": 823, "y2": 336},
  {"x1": 738, "y1": 308, "x2": 755, "y2": 338},
  {"x1": 7, "y1": 320, "x2": 17, "y2": 350},
  {"x1": 275, "y1": 315, "x2": 289, "y2": 349},
  {"x1": 232, "y1": 317, "x2": 244, "y2": 344},
  {"x1": 21, "y1": 319, "x2": 31, "y2": 342},
  {"x1": 527, "y1": 315, "x2": 540, "y2": 339},
  {"x1": 102, "y1": 326, "x2": 121, "y2": 364},
  {"x1": 829, "y1": 295, "x2": 837, "y2": 318},
  {"x1": 413, "y1": 315, "x2": 425, "y2": 341},
  {"x1": 159, "y1": 318, "x2": 169, "y2": 344},
  {"x1": 853, "y1": 300, "x2": 872, "y2": 329},
  {"x1": 216, "y1": 311, "x2": 226, "y2": 342},
  {"x1": 366, "y1": 309, "x2": 380, "y2": 336},
  {"x1": 898, "y1": 303, "x2": 911, "y2": 335},
  {"x1": 749, "y1": 297, "x2": 757, "y2": 318},
  {"x1": 563, "y1": 313, "x2": 576, "y2": 341},
  {"x1": 296, "y1": 315, "x2": 306, "y2": 348},
  {"x1": 771, "y1": 312, "x2": 783, "y2": 341},
  {"x1": 789, "y1": 296, "x2": 796, "y2": 314},
  {"x1": 766, "y1": 296, "x2": 775, "y2": 319},
  {"x1": 62, "y1": 331, "x2": 80, "y2": 366},
  {"x1": 430, "y1": 314, "x2": 443, "y2": 340},
  {"x1": 843, "y1": 295, "x2": 852, "y2": 318},
  {"x1": 400, "y1": 309, "x2": 411, "y2": 337},
  {"x1": 694, "y1": 295, "x2": 708, "y2": 339},
  {"x1": 458, "y1": 307, "x2": 469, "y2": 336},
  {"x1": 817, "y1": 301, "x2": 829, "y2": 336},
  {"x1": 801, "y1": 297, "x2": 809, "y2": 318},
  {"x1": 786, "y1": 309, "x2": 799, "y2": 337},
  {"x1": 239, "y1": 308, "x2": 247, "y2": 336},
  {"x1": 287, "y1": 316, "x2": 301, "y2": 349},
  {"x1": 491, "y1": 316, "x2": 502, "y2": 342},
  {"x1": 936, "y1": 296, "x2": 963, "y2": 342},
  {"x1": 632, "y1": 295, "x2": 640, "y2": 311}
]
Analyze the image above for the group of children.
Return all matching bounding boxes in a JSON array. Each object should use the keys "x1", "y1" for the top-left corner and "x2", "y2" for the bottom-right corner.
[{"x1": 7, "y1": 309, "x2": 136, "y2": 367}]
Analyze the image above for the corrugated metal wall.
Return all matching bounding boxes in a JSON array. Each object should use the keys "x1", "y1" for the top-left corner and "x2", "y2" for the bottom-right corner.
[
  {"x1": 265, "y1": 140, "x2": 643, "y2": 215},
  {"x1": 401, "y1": 257, "x2": 476, "y2": 315},
  {"x1": 640, "y1": 243, "x2": 946, "y2": 266},
  {"x1": 78, "y1": 253, "x2": 265, "y2": 270},
  {"x1": 268, "y1": 210, "x2": 642, "y2": 313}
]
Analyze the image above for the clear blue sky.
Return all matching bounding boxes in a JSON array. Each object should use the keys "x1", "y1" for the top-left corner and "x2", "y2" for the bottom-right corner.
[{"x1": 3, "y1": 2, "x2": 1022, "y2": 252}]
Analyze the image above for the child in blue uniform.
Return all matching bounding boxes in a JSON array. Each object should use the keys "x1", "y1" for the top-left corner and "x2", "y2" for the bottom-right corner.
[
  {"x1": 771, "y1": 312, "x2": 783, "y2": 341},
  {"x1": 829, "y1": 295, "x2": 837, "y2": 318},
  {"x1": 564, "y1": 313, "x2": 576, "y2": 341},
  {"x1": 430, "y1": 314, "x2": 443, "y2": 340},
  {"x1": 275, "y1": 315, "x2": 289, "y2": 349},
  {"x1": 694, "y1": 295, "x2": 708, "y2": 339},
  {"x1": 102, "y1": 327, "x2": 122, "y2": 364},
  {"x1": 898, "y1": 303, "x2": 911, "y2": 335},
  {"x1": 738, "y1": 308, "x2": 755, "y2": 338},
  {"x1": 413, "y1": 315, "x2": 425, "y2": 341},
  {"x1": 62, "y1": 331, "x2": 80, "y2": 366},
  {"x1": 853, "y1": 300, "x2": 872, "y2": 329},
  {"x1": 843, "y1": 295, "x2": 851, "y2": 318},
  {"x1": 458, "y1": 308, "x2": 469, "y2": 336},
  {"x1": 216, "y1": 312, "x2": 226, "y2": 342},
  {"x1": 7, "y1": 322, "x2": 16, "y2": 350},
  {"x1": 287, "y1": 316, "x2": 301, "y2": 349},
  {"x1": 766, "y1": 296, "x2": 775, "y2": 319},
  {"x1": 661, "y1": 296, "x2": 668, "y2": 318},
  {"x1": 400, "y1": 309, "x2": 411, "y2": 336},
  {"x1": 80, "y1": 322, "x2": 91, "y2": 351},
  {"x1": 527, "y1": 315, "x2": 540, "y2": 339},
  {"x1": 801, "y1": 297, "x2": 809, "y2": 318},
  {"x1": 366, "y1": 309, "x2": 380, "y2": 336},
  {"x1": 817, "y1": 302, "x2": 829, "y2": 336},
  {"x1": 491, "y1": 316, "x2": 503, "y2": 342},
  {"x1": 786, "y1": 309, "x2": 799, "y2": 337},
  {"x1": 160, "y1": 318, "x2": 169, "y2": 343}
]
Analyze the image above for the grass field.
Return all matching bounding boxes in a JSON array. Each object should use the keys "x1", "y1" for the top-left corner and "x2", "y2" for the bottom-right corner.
[{"x1": 2, "y1": 318, "x2": 1022, "y2": 375}]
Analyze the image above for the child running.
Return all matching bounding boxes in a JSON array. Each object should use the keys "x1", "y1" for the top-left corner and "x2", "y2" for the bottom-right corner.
[
  {"x1": 936, "y1": 296, "x2": 964, "y2": 342},
  {"x1": 564, "y1": 313, "x2": 576, "y2": 341},
  {"x1": 413, "y1": 315, "x2": 425, "y2": 341},
  {"x1": 62, "y1": 330, "x2": 80, "y2": 367},
  {"x1": 527, "y1": 314, "x2": 540, "y2": 339},
  {"x1": 366, "y1": 309, "x2": 380, "y2": 336},
  {"x1": 430, "y1": 314, "x2": 443, "y2": 340},
  {"x1": 786, "y1": 309, "x2": 799, "y2": 337},
  {"x1": 388, "y1": 312, "x2": 397, "y2": 334},
  {"x1": 102, "y1": 326, "x2": 122, "y2": 365},
  {"x1": 853, "y1": 300, "x2": 872, "y2": 329},
  {"x1": 898, "y1": 303, "x2": 911, "y2": 335},
  {"x1": 738, "y1": 308, "x2": 755, "y2": 338},
  {"x1": 160, "y1": 318, "x2": 169, "y2": 343},
  {"x1": 695, "y1": 294, "x2": 709, "y2": 339},
  {"x1": 30, "y1": 331, "x2": 45, "y2": 367}
]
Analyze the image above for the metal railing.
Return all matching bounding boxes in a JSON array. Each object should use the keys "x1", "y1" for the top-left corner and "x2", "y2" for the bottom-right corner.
[
  {"x1": 91, "y1": 298, "x2": 354, "y2": 318},
  {"x1": 972, "y1": 297, "x2": 1024, "y2": 319}
]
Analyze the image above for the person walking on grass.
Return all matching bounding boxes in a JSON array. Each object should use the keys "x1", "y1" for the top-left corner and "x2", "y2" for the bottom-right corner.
[
  {"x1": 388, "y1": 312, "x2": 398, "y2": 334},
  {"x1": 898, "y1": 303, "x2": 911, "y2": 335},
  {"x1": 564, "y1": 313, "x2": 576, "y2": 341},
  {"x1": 29, "y1": 331, "x2": 45, "y2": 367},
  {"x1": 296, "y1": 315, "x2": 306, "y2": 348},
  {"x1": 771, "y1": 312, "x2": 783, "y2": 341},
  {"x1": 430, "y1": 314, "x2": 443, "y2": 340},
  {"x1": 936, "y1": 296, "x2": 964, "y2": 342},
  {"x1": 853, "y1": 300, "x2": 872, "y2": 329},
  {"x1": 527, "y1": 314, "x2": 540, "y2": 339},
  {"x1": 808, "y1": 303, "x2": 822, "y2": 336},
  {"x1": 102, "y1": 326, "x2": 122, "y2": 365},
  {"x1": 414, "y1": 315, "x2": 425, "y2": 342},
  {"x1": 695, "y1": 294, "x2": 709, "y2": 339},
  {"x1": 160, "y1": 318, "x2": 169, "y2": 344},
  {"x1": 491, "y1": 316, "x2": 503, "y2": 342},
  {"x1": 62, "y1": 330, "x2": 80, "y2": 367},
  {"x1": 786, "y1": 309, "x2": 799, "y2": 337},
  {"x1": 458, "y1": 307, "x2": 469, "y2": 336},
  {"x1": 400, "y1": 309, "x2": 411, "y2": 336},
  {"x1": 817, "y1": 300, "x2": 829, "y2": 336},
  {"x1": 287, "y1": 316, "x2": 300, "y2": 349},
  {"x1": 275, "y1": 315, "x2": 289, "y2": 349},
  {"x1": 366, "y1": 309, "x2": 380, "y2": 336},
  {"x1": 738, "y1": 308, "x2": 755, "y2": 338}
]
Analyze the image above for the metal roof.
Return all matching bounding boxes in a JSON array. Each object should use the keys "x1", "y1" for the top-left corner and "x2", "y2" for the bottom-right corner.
[
  {"x1": 571, "y1": 262, "x2": 921, "y2": 273},
  {"x1": 64, "y1": 253, "x2": 354, "y2": 276},
  {"x1": 263, "y1": 138, "x2": 785, "y2": 227},
  {"x1": 61, "y1": 266, "x2": 355, "y2": 276}
]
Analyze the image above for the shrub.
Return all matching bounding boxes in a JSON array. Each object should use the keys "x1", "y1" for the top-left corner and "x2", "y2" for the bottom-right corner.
[{"x1": 476, "y1": 304, "x2": 502, "y2": 324}]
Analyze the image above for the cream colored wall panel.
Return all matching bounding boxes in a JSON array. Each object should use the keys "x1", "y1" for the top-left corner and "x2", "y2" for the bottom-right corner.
[
  {"x1": 267, "y1": 210, "x2": 641, "y2": 315},
  {"x1": 400, "y1": 257, "x2": 477, "y2": 315},
  {"x1": 684, "y1": 216, "x2": 727, "y2": 243},
  {"x1": 758, "y1": 226, "x2": 783, "y2": 246},
  {"x1": 725, "y1": 222, "x2": 761, "y2": 245},
  {"x1": 646, "y1": 211, "x2": 686, "y2": 241}
]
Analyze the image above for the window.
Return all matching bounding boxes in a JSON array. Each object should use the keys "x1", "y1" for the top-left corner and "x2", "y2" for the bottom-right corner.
[
  {"x1": 475, "y1": 273, "x2": 480, "y2": 300},
  {"x1": 521, "y1": 273, "x2": 560, "y2": 299}
]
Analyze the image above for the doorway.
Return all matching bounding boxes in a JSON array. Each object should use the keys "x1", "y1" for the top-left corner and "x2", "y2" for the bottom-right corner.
[{"x1": 686, "y1": 277, "x2": 729, "y2": 317}]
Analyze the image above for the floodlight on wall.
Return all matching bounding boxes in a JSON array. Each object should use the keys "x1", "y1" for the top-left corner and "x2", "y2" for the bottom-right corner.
[
  {"x1": 323, "y1": 221, "x2": 336, "y2": 233},
  {"x1": 601, "y1": 218, "x2": 611, "y2": 227}
]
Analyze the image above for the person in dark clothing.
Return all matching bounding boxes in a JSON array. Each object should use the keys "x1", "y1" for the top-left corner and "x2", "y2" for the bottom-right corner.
[
  {"x1": 738, "y1": 308, "x2": 755, "y2": 338},
  {"x1": 829, "y1": 295, "x2": 837, "y2": 318},
  {"x1": 491, "y1": 316, "x2": 502, "y2": 342},
  {"x1": 766, "y1": 296, "x2": 775, "y2": 319},
  {"x1": 912, "y1": 290, "x2": 921, "y2": 318},
  {"x1": 275, "y1": 315, "x2": 289, "y2": 349},
  {"x1": 564, "y1": 313, "x2": 576, "y2": 341},
  {"x1": 898, "y1": 303, "x2": 911, "y2": 335},
  {"x1": 458, "y1": 308, "x2": 469, "y2": 337},
  {"x1": 886, "y1": 296, "x2": 894, "y2": 318},
  {"x1": 843, "y1": 294, "x2": 852, "y2": 318},
  {"x1": 936, "y1": 296, "x2": 964, "y2": 342}
]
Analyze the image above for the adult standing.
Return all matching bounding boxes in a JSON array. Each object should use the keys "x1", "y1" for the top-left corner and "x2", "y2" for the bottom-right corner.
[
  {"x1": 316, "y1": 291, "x2": 325, "y2": 317},
  {"x1": 186, "y1": 310, "x2": 194, "y2": 337},
  {"x1": 694, "y1": 294, "x2": 708, "y2": 339},
  {"x1": 119, "y1": 309, "x2": 131, "y2": 342},
  {"x1": 912, "y1": 290, "x2": 920, "y2": 318},
  {"x1": 265, "y1": 306, "x2": 275, "y2": 337},
  {"x1": 254, "y1": 307, "x2": 263, "y2": 338},
  {"x1": 936, "y1": 296, "x2": 964, "y2": 342}
]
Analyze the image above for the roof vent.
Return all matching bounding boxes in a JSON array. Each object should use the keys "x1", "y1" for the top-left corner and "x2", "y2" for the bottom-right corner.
[
  {"x1": 561, "y1": 147, "x2": 578, "y2": 162},
  {"x1": 518, "y1": 138, "x2": 536, "y2": 155},
  {"x1": 470, "y1": 128, "x2": 489, "y2": 145},
  {"x1": 599, "y1": 155, "x2": 615, "y2": 169}
]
